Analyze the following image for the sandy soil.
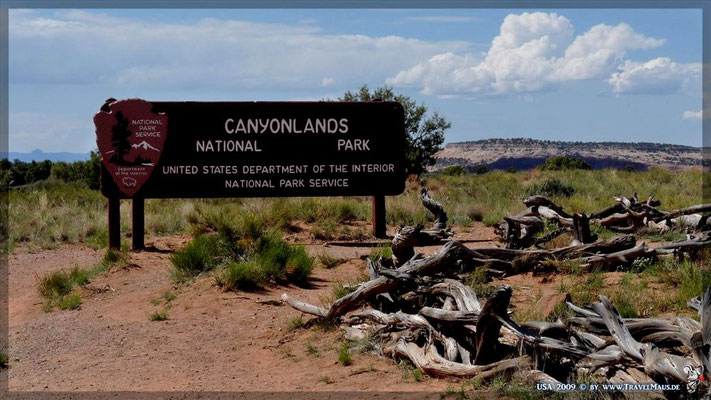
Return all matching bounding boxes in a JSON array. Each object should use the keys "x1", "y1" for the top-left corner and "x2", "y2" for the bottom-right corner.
[{"x1": 5, "y1": 222, "x2": 593, "y2": 393}]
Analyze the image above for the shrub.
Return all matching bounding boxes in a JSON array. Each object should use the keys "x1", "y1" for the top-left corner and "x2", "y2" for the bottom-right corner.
[
  {"x1": 150, "y1": 311, "x2": 168, "y2": 321},
  {"x1": 37, "y1": 267, "x2": 87, "y2": 299},
  {"x1": 674, "y1": 261, "x2": 711, "y2": 307},
  {"x1": 312, "y1": 220, "x2": 337, "y2": 241},
  {"x1": 611, "y1": 292, "x2": 638, "y2": 318},
  {"x1": 369, "y1": 245, "x2": 392, "y2": 261},
  {"x1": 36, "y1": 249, "x2": 128, "y2": 312},
  {"x1": 526, "y1": 178, "x2": 575, "y2": 198},
  {"x1": 286, "y1": 316, "x2": 303, "y2": 332},
  {"x1": 103, "y1": 248, "x2": 126, "y2": 264},
  {"x1": 216, "y1": 260, "x2": 266, "y2": 291},
  {"x1": 58, "y1": 293, "x2": 81, "y2": 310},
  {"x1": 285, "y1": 249, "x2": 314, "y2": 285},
  {"x1": 338, "y1": 342, "x2": 352, "y2": 366},
  {"x1": 162, "y1": 291, "x2": 177, "y2": 302},
  {"x1": 256, "y1": 232, "x2": 314, "y2": 284},
  {"x1": 170, "y1": 234, "x2": 230, "y2": 282},
  {"x1": 306, "y1": 343, "x2": 320, "y2": 357},
  {"x1": 537, "y1": 155, "x2": 591, "y2": 171},
  {"x1": 442, "y1": 165, "x2": 467, "y2": 176},
  {"x1": 214, "y1": 231, "x2": 314, "y2": 290},
  {"x1": 0, "y1": 351, "x2": 7, "y2": 369}
]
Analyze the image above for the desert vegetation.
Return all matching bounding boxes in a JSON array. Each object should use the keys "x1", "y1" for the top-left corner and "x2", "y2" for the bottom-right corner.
[
  {"x1": 283, "y1": 186, "x2": 711, "y2": 397},
  {"x1": 36, "y1": 248, "x2": 128, "y2": 312},
  {"x1": 15, "y1": 154, "x2": 711, "y2": 396},
  {"x1": 8, "y1": 166, "x2": 704, "y2": 252}
]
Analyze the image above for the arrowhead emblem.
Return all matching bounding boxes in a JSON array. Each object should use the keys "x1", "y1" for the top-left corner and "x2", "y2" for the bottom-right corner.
[{"x1": 94, "y1": 98, "x2": 168, "y2": 197}]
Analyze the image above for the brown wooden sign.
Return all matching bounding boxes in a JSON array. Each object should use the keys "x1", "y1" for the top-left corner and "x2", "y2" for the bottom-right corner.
[
  {"x1": 94, "y1": 98, "x2": 406, "y2": 247},
  {"x1": 95, "y1": 98, "x2": 406, "y2": 199}
]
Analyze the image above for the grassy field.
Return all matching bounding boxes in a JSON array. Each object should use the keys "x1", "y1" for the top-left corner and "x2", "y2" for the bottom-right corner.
[{"x1": 8, "y1": 167, "x2": 706, "y2": 251}]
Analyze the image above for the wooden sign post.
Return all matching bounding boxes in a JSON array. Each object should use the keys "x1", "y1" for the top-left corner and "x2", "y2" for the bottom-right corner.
[{"x1": 95, "y1": 98, "x2": 406, "y2": 249}]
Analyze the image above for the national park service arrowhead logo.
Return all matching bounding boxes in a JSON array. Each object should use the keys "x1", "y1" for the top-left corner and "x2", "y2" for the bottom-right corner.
[{"x1": 94, "y1": 98, "x2": 168, "y2": 197}]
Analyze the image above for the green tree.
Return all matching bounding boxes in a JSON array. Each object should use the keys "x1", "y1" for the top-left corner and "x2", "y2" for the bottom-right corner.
[
  {"x1": 48, "y1": 149, "x2": 100, "y2": 189},
  {"x1": 340, "y1": 85, "x2": 450, "y2": 175}
]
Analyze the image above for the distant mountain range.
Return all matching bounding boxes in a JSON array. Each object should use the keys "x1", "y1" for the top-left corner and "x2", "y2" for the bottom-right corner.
[
  {"x1": 6, "y1": 139, "x2": 707, "y2": 171},
  {"x1": 7, "y1": 149, "x2": 91, "y2": 163},
  {"x1": 434, "y1": 138, "x2": 705, "y2": 171}
]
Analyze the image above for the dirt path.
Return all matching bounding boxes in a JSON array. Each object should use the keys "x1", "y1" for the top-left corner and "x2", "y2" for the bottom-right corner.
[
  {"x1": 4, "y1": 229, "x2": 469, "y2": 392},
  {"x1": 6, "y1": 222, "x2": 568, "y2": 393}
]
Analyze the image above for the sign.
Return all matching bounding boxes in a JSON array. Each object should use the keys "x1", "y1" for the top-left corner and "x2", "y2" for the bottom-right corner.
[{"x1": 94, "y1": 98, "x2": 406, "y2": 199}]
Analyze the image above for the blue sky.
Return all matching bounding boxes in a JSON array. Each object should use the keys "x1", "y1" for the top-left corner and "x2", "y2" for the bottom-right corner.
[{"x1": 8, "y1": 8, "x2": 703, "y2": 152}]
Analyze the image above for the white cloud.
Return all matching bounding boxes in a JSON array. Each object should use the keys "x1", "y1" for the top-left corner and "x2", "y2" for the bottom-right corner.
[
  {"x1": 609, "y1": 58, "x2": 701, "y2": 94},
  {"x1": 9, "y1": 10, "x2": 470, "y2": 90},
  {"x1": 553, "y1": 23, "x2": 664, "y2": 81},
  {"x1": 388, "y1": 12, "x2": 695, "y2": 97},
  {"x1": 682, "y1": 110, "x2": 702, "y2": 120}
]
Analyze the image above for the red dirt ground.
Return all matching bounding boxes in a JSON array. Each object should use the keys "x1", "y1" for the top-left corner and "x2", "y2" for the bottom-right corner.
[{"x1": 4, "y1": 222, "x2": 616, "y2": 394}]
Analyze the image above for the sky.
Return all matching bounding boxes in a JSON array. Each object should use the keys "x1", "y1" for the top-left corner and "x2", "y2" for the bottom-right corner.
[{"x1": 7, "y1": 8, "x2": 704, "y2": 153}]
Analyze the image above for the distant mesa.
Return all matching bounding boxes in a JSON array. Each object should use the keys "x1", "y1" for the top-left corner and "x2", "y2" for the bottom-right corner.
[
  {"x1": 7, "y1": 149, "x2": 90, "y2": 163},
  {"x1": 433, "y1": 138, "x2": 703, "y2": 172}
]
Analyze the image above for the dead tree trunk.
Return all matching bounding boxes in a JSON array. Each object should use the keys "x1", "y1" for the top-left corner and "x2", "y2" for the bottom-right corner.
[
  {"x1": 474, "y1": 285, "x2": 512, "y2": 365},
  {"x1": 524, "y1": 195, "x2": 573, "y2": 219},
  {"x1": 391, "y1": 225, "x2": 420, "y2": 265},
  {"x1": 571, "y1": 213, "x2": 597, "y2": 245},
  {"x1": 421, "y1": 188, "x2": 448, "y2": 230}
]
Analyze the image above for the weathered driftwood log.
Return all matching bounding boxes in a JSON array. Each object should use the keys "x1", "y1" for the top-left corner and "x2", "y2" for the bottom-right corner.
[
  {"x1": 655, "y1": 234, "x2": 711, "y2": 253},
  {"x1": 590, "y1": 203, "x2": 625, "y2": 220},
  {"x1": 463, "y1": 246, "x2": 549, "y2": 261},
  {"x1": 419, "y1": 307, "x2": 479, "y2": 325},
  {"x1": 692, "y1": 288, "x2": 711, "y2": 384},
  {"x1": 281, "y1": 293, "x2": 329, "y2": 317},
  {"x1": 520, "y1": 320, "x2": 569, "y2": 340},
  {"x1": 592, "y1": 295, "x2": 698, "y2": 383},
  {"x1": 495, "y1": 216, "x2": 544, "y2": 249},
  {"x1": 391, "y1": 224, "x2": 452, "y2": 266},
  {"x1": 599, "y1": 212, "x2": 632, "y2": 227},
  {"x1": 391, "y1": 225, "x2": 421, "y2": 265},
  {"x1": 533, "y1": 227, "x2": 570, "y2": 247},
  {"x1": 508, "y1": 216, "x2": 544, "y2": 249},
  {"x1": 535, "y1": 206, "x2": 574, "y2": 227},
  {"x1": 385, "y1": 336, "x2": 530, "y2": 378},
  {"x1": 523, "y1": 195, "x2": 573, "y2": 219},
  {"x1": 495, "y1": 314, "x2": 590, "y2": 359},
  {"x1": 428, "y1": 279, "x2": 481, "y2": 313},
  {"x1": 581, "y1": 243, "x2": 655, "y2": 271},
  {"x1": 366, "y1": 257, "x2": 380, "y2": 280},
  {"x1": 474, "y1": 285, "x2": 511, "y2": 365},
  {"x1": 571, "y1": 213, "x2": 597, "y2": 245},
  {"x1": 552, "y1": 235, "x2": 636, "y2": 259},
  {"x1": 653, "y1": 203, "x2": 711, "y2": 223},
  {"x1": 421, "y1": 188, "x2": 448, "y2": 230},
  {"x1": 283, "y1": 241, "x2": 464, "y2": 319}
]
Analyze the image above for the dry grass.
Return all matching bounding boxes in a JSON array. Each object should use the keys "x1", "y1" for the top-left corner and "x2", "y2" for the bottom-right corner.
[{"x1": 10, "y1": 168, "x2": 705, "y2": 251}]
